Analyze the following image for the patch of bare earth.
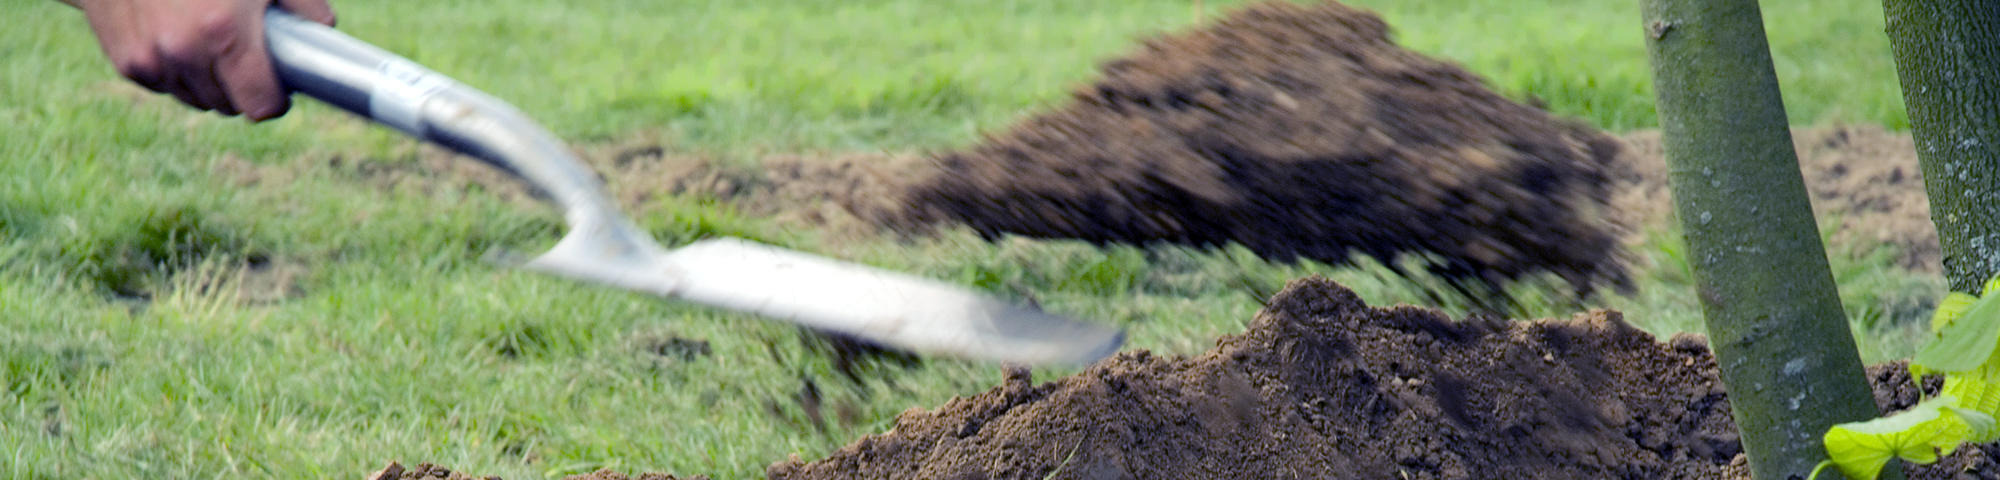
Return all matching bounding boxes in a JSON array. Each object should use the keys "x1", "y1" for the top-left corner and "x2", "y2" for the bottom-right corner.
[
  {"x1": 1611, "y1": 125, "x2": 1937, "y2": 272},
  {"x1": 231, "y1": 139, "x2": 925, "y2": 246}
]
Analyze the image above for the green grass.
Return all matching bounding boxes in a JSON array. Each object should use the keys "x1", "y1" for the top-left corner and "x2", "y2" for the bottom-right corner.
[{"x1": 0, "y1": 0, "x2": 1939, "y2": 478}]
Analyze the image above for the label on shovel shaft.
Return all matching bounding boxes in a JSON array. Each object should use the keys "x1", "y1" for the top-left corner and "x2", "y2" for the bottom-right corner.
[{"x1": 369, "y1": 58, "x2": 449, "y2": 136}]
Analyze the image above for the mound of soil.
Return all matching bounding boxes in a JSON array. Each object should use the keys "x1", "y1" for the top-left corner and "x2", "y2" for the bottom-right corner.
[
  {"x1": 766, "y1": 277, "x2": 1995, "y2": 480},
  {"x1": 880, "y1": 0, "x2": 1628, "y2": 298},
  {"x1": 1612, "y1": 125, "x2": 1938, "y2": 271}
]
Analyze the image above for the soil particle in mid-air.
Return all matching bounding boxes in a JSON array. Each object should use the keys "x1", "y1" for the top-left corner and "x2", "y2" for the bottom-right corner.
[
  {"x1": 880, "y1": 0, "x2": 1630, "y2": 299},
  {"x1": 765, "y1": 277, "x2": 1994, "y2": 480}
]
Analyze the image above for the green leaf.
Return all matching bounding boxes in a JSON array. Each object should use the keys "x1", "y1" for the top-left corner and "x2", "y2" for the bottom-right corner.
[
  {"x1": 1931, "y1": 292, "x2": 1978, "y2": 334},
  {"x1": 1948, "y1": 406, "x2": 1999, "y2": 444},
  {"x1": 1943, "y1": 362, "x2": 2000, "y2": 424},
  {"x1": 1823, "y1": 395, "x2": 1962, "y2": 480},
  {"x1": 1830, "y1": 274, "x2": 2000, "y2": 480},
  {"x1": 1916, "y1": 292, "x2": 1981, "y2": 380},
  {"x1": 1915, "y1": 291, "x2": 2000, "y2": 373}
]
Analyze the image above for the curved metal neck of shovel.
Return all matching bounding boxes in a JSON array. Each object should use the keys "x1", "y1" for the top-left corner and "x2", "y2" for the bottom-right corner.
[{"x1": 262, "y1": 9, "x2": 668, "y2": 283}]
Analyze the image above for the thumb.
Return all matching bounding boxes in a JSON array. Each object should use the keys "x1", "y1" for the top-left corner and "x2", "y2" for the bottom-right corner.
[{"x1": 274, "y1": 0, "x2": 336, "y2": 26}]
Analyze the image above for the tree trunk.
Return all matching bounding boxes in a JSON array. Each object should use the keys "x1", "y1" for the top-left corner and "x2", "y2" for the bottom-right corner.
[
  {"x1": 1640, "y1": 0, "x2": 1887, "y2": 479},
  {"x1": 1883, "y1": 0, "x2": 2000, "y2": 294}
]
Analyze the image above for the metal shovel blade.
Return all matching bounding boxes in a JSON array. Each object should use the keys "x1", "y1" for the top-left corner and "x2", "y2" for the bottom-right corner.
[
  {"x1": 262, "y1": 9, "x2": 1124, "y2": 366},
  {"x1": 519, "y1": 223, "x2": 1124, "y2": 366},
  {"x1": 654, "y1": 239, "x2": 1123, "y2": 366}
]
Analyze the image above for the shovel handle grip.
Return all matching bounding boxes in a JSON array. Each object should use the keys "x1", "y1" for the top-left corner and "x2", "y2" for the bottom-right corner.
[{"x1": 264, "y1": 9, "x2": 447, "y2": 139}]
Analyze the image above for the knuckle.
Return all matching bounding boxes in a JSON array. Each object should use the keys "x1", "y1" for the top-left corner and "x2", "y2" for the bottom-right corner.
[
  {"x1": 192, "y1": 10, "x2": 239, "y2": 38},
  {"x1": 158, "y1": 14, "x2": 237, "y2": 60},
  {"x1": 154, "y1": 34, "x2": 203, "y2": 65}
]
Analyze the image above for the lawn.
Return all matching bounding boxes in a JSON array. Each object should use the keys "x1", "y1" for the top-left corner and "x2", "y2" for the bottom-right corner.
[{"x1": 1, "y1": 0, "x2": 1937, "y2": 478}]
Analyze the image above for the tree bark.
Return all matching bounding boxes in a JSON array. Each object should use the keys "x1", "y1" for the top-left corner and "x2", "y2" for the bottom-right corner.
[
  {"x1": 1883, "y1": 0, "x2": 2000, "y2": 294},
  {"x1": 1641, "y1": 0, "x2": 1887, "y2": 479}
]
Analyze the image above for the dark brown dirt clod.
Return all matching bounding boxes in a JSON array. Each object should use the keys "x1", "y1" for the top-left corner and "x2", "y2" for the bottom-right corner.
[
  {"x1": 884, "y1": 0, "x2": 1629, "y2": 299},
  {"x1": 561, "y1": 468, "x2": 709, "y2": 480},
  {"x1": 364, "y1": 463, "x2": 494, "y2": 480},
  {"x1": 765, "y1": 277, "x2": 1994, "y2": 480}
]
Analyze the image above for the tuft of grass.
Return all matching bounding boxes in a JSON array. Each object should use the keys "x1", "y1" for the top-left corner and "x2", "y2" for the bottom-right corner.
[
  {"x1": 1606, "y1": 220, "x2": 1943, "y2": 363},
  {"x1": 57, "y1": 206, "x2": 259, "y2": 299}
]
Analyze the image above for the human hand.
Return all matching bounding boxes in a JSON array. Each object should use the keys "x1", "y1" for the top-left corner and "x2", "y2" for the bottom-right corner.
[{"x1": 69, "y1": 0, "x2": 336, "y2": 121}]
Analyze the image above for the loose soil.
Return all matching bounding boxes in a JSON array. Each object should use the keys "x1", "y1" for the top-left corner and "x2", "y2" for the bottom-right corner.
[
  {"x1": 765, "y1": 277, "x2": 1993, "y2": 480},
  {"x1": 879, "y1": 1, "x2": 1629, "y2": 301},
  {"x1": 567, "y1": 124, "x2": 1938, "y2": 274},
  {"x1": 297, "y1": 115, "x2": 1938, "y2": 289},
  {"x1": 373, "y1": 278, "x2": 1990, "y2": 480},
  {"x1": 550, "y1": 125, "x2": 1939, "y2": 279},
  {"x1": 296, "y1": 0, "x2": 1638, "y2": 302}
]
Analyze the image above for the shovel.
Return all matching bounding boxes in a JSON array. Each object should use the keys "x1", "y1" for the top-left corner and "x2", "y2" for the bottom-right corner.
[{"x1": 252, "y1": 9, "x2": 1122, "y2": 366}]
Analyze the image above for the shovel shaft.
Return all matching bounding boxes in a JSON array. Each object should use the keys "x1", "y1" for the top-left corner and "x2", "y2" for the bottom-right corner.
[
  {"x1": 261, "y1": 10, "x2": 446, "y2": 139},
  {"x1": 262, "y1": 9, "x2": 623, "y2": 225}
]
